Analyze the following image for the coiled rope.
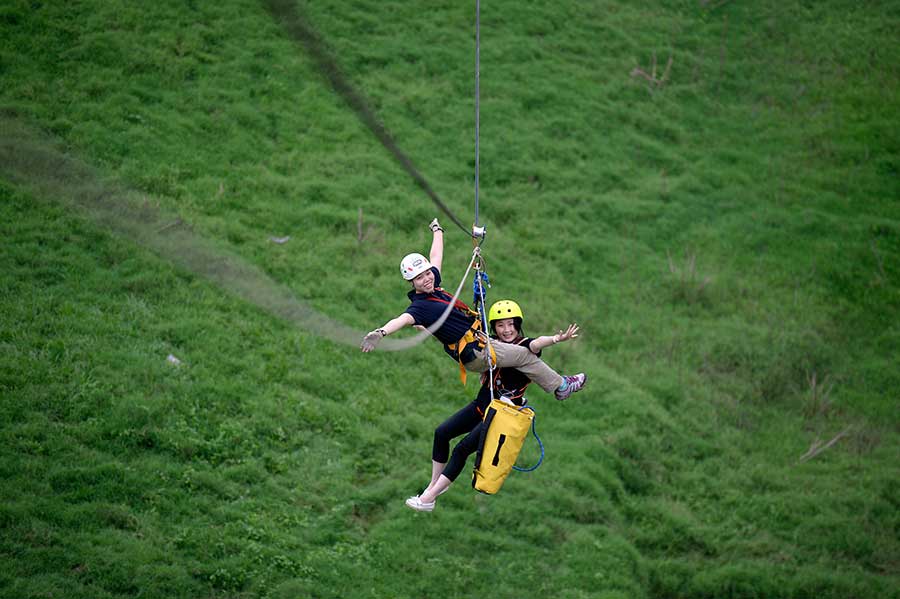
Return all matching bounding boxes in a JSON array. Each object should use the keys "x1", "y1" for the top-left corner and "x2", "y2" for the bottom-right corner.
[{"x1": 512, "y1": 407, "x2": 545, "y2": 472}]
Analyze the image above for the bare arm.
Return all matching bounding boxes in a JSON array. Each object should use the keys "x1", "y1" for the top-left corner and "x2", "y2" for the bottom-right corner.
[
  {"x1": 360, "y1": 313, "x2": 415, "y2": 352},
  {"x1": 528, "y1": 323, "x2": 580, "y2": 353},
  {"x1": 428, "y1": 218, "x2": 444, "y2": 272}
]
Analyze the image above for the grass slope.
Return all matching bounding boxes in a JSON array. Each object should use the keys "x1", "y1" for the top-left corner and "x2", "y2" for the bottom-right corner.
[{"x1": 1, "y1": 1, "x2": 898, "y2": 598}]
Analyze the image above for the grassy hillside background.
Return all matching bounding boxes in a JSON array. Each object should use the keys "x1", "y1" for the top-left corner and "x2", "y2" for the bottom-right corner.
[{"x1": 1, "y1": 1, "x2": 898, "y2": 598}]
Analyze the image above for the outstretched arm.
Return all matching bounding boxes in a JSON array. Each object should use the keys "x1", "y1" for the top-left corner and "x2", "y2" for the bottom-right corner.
[
  {"x1": 528, "y1": 323, "x2": 580, "y2": 353},
  {"x1": 428, "y1": 218, "x2": 444, "y2": 272},
  {"x1": 360, "y1": 313, "x2": 416, "y2": 352}
]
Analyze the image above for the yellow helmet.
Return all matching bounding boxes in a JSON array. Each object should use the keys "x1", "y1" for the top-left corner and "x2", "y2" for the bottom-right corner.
[{"x1": 488, "y1": 300, "x2": 524, "y2": 324}]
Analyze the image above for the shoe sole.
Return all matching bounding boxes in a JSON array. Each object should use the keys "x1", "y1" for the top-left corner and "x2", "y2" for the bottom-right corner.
[{"x1": 405, "y1": 497, "x2": 434, "y2": 512}]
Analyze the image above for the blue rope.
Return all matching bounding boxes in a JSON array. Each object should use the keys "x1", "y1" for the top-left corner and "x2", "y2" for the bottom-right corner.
[
  {"x1": 473, "y1": 265, "x2": 495, "y2": 399},
  {"x1": 472, "y1": 271, "x2": 490, "y2": 309},
  {"x1": 512, "y1": 407, "x2": 544, "y2": 472}
]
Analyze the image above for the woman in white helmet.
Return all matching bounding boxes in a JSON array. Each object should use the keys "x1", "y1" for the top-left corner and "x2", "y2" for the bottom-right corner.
[{"x1": 404, "y1": 299, "x2": 580, "y2": 512}]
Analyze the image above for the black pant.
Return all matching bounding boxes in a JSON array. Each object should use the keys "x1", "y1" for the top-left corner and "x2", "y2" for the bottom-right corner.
[{"x1": 432, "y1": 387, "x2": 492, "y2": 482}]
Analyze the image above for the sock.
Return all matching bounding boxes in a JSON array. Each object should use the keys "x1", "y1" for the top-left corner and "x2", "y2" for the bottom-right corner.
[{"x1": 557, "y1": 378, "x2": 569, "y2": 392}]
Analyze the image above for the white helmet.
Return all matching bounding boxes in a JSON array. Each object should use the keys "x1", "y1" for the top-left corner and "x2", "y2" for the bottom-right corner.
[{"x1": 400, "y1": 252, "x2": 432, "y2": 280}]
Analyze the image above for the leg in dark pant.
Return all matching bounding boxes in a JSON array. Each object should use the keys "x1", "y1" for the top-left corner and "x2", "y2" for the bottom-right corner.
[
  {"x1": 442, "y1": 421, "x2": 484, "y2": 482},
  {"x1": 432, "y1": 399, "x2": 484, "y2": 463},
  {"x1": 415, "y1": 388, "x2": 492, "y2": 506}
]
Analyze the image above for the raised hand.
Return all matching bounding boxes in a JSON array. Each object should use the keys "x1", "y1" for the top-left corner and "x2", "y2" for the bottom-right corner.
[{"x1": 554, "y1": 323, "x2": 580, "y2": 344}]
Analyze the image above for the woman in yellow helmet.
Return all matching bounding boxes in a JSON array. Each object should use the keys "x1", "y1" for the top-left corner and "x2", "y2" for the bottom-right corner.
[{"x1": 405, "y1": 299, "x2": 581, "y2": 512}]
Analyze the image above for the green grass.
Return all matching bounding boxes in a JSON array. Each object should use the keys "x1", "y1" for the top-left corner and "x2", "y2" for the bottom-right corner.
[{"x1": 2, "y1": 1, "x2": 898, "y2": 597}]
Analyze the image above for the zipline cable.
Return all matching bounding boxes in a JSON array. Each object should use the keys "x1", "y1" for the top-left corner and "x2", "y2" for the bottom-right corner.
[
  {"x1": 263, "y1": 0, "x2": 474, "y2": 238},
  {"x1": 474, "y1": 0, "x2": 481, "y2": 229},
  {"x1": 472, "y1": 0, "x2": 497, "y2": 397}
]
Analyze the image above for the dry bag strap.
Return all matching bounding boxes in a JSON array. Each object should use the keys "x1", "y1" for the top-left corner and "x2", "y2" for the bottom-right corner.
[{"x1": 471, "y1": 404, "x2": 498, "y2": 486}]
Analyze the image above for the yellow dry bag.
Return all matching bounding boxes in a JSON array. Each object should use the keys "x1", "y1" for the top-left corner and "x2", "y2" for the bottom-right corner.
[{"x1": 472, "y1": 399, "x2": 536, "y2": 494}]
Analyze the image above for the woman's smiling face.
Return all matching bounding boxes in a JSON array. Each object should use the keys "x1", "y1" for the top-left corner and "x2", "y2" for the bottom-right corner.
[
  {"x1": 493, "y1": 318, "x2": 518, "y2": 342},
  {"x1": 411, "y1": 268, "x2": 435, "y2": 293}
]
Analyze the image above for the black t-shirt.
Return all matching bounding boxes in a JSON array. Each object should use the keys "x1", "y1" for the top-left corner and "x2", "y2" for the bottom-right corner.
[
  {"x1": 404, "y1": 267, "x2": 477, "y2": 359},
  {"x1": 476, "y1": 336, "x2": 539, "y2": 406}
]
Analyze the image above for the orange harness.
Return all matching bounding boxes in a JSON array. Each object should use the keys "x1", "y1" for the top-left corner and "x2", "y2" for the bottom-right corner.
[{"x1": 426, "y1": 291, "x2": 496, "y2": 385}]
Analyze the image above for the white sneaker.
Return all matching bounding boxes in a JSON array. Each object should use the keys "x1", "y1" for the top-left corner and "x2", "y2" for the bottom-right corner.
[{"x1": 405, "y1": 495, "x2": 435, "y2": 512}]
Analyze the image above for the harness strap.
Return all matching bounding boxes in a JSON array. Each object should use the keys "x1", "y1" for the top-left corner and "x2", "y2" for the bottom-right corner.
[
  {"x1": 425, "y1": 289, "x2": 479, "y2": 318},
  {"x1": 480, "y1": 337, "x2": 532, "y2": 401},
  {"x1": 424, "y1": 290, "x2": 493, "y2": 384},
  {"x1": 444, "y1": 321, "x2": 496, "y2": 385}
]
